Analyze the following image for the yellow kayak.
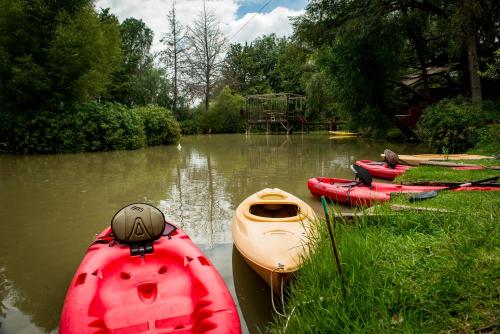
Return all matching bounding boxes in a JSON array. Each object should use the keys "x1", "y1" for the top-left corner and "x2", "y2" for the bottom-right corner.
[
  {"x1": 379, "y1": 153, "x2": 494, "y2": 166},
  {"x1": 232, "y1": 188, "x2": 316, "y2": 292},
  {"x1": 329, "y1": 130, "x2": 360, "y2": 136},
  {"x1": 329, "y1": 135, "x2": 359, "y2": 140}
]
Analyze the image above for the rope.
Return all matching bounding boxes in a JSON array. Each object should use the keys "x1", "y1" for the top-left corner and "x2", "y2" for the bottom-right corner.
[{"x1": 270, "y1": 266, "x2": 286, "y2": 317}]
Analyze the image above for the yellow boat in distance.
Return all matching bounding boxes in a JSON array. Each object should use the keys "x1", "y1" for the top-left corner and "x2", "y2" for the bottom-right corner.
[
  {"x1": 379, "y1": 153, "x2": 495, "y2": 166},
  {"x1": 329, "y1": 130, "x2": 360, "y2": 136},
  {"x1": 232, "y1": 188, "x2": 316, "y2": 293},
  {"x1": 329, "y1": 135, "x2": 358, "y2": 140}
]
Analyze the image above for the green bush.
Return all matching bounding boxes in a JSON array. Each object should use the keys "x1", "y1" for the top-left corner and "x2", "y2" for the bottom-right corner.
[
  {"x1": 417, "y1": 97, "x2": 483, "y2": 153},
  {"x1": 468, "y1": 124, "x2": 500, "y2": 155},
  {"x1": 180, "y1": 119, "x2": 200, "y2": 135},
  {"x1": 75, "y1": 102, "x2": 145, "y2": 152},
  {"x1": 483, "y1": 99, "x2": 500, "y2": 123},
  {"x1": 1, "y1": 102, "x2": 146, "y2": 153},
  {"x1": 198, "y1": 86, "x2": 245, "y2": 133},
  {"x1": 1, "y1": 110, "x2": 86, "y2": 153},
  {"x1": 135, "y1": 105, "x2": 181, "y2": 145}
]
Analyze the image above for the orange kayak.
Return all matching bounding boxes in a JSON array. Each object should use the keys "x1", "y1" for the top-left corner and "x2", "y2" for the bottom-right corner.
[
  {"x1": 232, "y1": 189, "x2": 316, "y2": 292},
  {"x1": 379, "y1": 153, "x2": 494, "y2": 166}
]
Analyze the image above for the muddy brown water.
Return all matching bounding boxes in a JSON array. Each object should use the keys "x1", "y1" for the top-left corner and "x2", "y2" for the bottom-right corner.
[{"x1": 0, "y1": 134, "x2": 425, "y2": 333}]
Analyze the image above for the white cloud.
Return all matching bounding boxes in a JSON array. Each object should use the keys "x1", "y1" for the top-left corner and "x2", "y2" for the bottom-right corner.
[
  {"x1": 95, "y1": 0, "x2": 302, "y2": 52},
  {"x1": 224, "y1": 6, "x2": 304, "y2": 44}
]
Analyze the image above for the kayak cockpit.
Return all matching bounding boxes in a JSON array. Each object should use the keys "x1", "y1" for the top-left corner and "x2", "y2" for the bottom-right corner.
[{"x1": 249, "y1": 203, "x2": 299, "y2": 219}]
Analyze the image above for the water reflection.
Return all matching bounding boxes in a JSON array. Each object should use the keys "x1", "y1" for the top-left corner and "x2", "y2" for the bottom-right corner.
[
  {"x1": 0, "y1": 134, "x2": 424, "y2": 332},
  {"x1": 232, "y1": 246, "x2": 274, "y2": 334}
]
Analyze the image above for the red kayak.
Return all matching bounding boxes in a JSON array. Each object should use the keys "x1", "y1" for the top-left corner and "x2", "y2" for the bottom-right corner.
[
  {"x1": 308, "y1": 177, "x2": 499, "y2": 206},
  {"x1": 60, "y1": 203, "x2": 241, "y2": 334},
  {"x1": 354, "y1": 160, "x2": 485, "y2": 180},
  {"x1": 354, "y1": 160, "x2": 411, "y2": 180}
]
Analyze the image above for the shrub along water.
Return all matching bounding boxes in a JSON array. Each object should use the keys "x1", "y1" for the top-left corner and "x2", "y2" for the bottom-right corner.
[
  {"x1": 417, "y1": 97, "x2": 483, "y2": 154},
  {"x1": 0, "y1": 102, "x2": 180, "y2": 153},
  {"x1": 76, "y1": 102, "x2": 145, "y2": 152},
  {"x1": 198, "y1": 86, "x2": 245, "y2": 133},
  {"x1": 468, "y1": 124, "x2": 500, "y2": 156},
  {"x1": 135, "y1": 105, "x2": 181, "y2": 146},
  {"x1": 269, "y1": 191, "x2": 499, "y2": 333}
]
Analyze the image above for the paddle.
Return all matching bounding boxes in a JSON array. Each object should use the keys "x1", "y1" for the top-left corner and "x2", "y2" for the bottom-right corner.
[
  {"x1": 408, "y1": 175, "x2": 500, "y2": 202},
  {"x1": 320, "y1": 196, "x2": 345, "y2": 284}
]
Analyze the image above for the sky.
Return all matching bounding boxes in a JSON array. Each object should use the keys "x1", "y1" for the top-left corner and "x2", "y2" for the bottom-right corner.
[{"x1": 95, "y1": 0, "x2": 308, "y2": 52}]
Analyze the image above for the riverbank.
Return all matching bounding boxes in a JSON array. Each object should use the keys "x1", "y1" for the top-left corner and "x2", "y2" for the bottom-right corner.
[
  {"x1": 395, "y1": 159, "x2": 499, "y2": 184},
  {"x1": 1, "y1": 103, "x2": 181, "y2": 154},
  {"x1": 270, "y1": 161, "x2": 499, "y2": 333}
]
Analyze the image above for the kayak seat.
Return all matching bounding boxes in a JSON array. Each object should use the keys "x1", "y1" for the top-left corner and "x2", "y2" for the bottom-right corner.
[
  {"x1": 250, "y1": 204, "x2": 299, "y2": 218},
  {"x1": 111, "y1": 203, "x2": 174, "y2": 257}
]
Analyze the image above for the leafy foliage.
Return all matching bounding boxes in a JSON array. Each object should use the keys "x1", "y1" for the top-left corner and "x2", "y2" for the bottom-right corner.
[
  {"x1": 0, "y1": 1, "x2": 121, "y2": 113},
  {"x1": 418, "y1": 97, "x2": 483, "y2": 153},
  {"x1": 226, "y1": 34, "x2": 315, "y2": 96},
  {"x1": 107, "y1": 18, "x2": 171, "y2": 107},
  {"x1": 468, "y1": 124, "x2": 500, "y2": 155},
  {"x1": 135, "y1": 105, "x2": 181, "y2": 146},
  {"x1": 198, "y1": 86, "x2": 245, "y2": 133},
  {"x1": 1, "y1": 102, "x2": 145, "y2": 153},
  {"x1": 0, "y1": 102, "x2": 184, "y2": 153},
  {"x1": 75, "y1": 102, "x2": 145, "y2": 152}
]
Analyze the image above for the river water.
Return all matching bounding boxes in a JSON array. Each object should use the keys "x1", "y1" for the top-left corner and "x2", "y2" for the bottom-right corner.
[{"x1": 0, "y1": 134, "x2": 423, "y2": 333}]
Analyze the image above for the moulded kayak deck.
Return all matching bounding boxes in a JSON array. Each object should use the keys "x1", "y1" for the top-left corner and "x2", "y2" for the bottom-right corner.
[
  {"x1": 60, "y1": 227, "x2": 241, "y2": 334},
  {"x1": 354, "y1": 160, "x2": 411, "y2": 180},
  {"x1": 353, "y1": 160, "x2": 485, "y2": 180},
  {"x1": 308, "y1": 177, "x2": 500, "y2": 206},
  {"x1": 232, "y1": 188, "x2": 316, "y2": 292}
]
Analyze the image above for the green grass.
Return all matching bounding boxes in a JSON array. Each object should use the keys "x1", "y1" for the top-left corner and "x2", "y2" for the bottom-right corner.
[
  {"x1": 269, "y1": 191, "x2": 500, "y2": 333},
  {"x1": 395, "y1": 159, "x2": 499, "y2": 184},
  {"x1": 468, "y1": 144, "x2": 499, "y2": 156}
]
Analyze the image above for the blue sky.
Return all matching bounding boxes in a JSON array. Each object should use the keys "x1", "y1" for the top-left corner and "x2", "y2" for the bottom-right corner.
[{"x1": 236, "y1": 0, "x2": 308, "y2": 18}]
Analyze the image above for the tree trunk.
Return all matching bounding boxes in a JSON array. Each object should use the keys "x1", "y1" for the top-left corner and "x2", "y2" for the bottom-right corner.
[
  {"x1": 205, "y1": 87, "x2": 209, "y2": 113},
  {"x1": 412, "y1": 34, "x2": 431, "y2": 99},
  {"x1": 377, "y1": 99, "x2": 418, "y2": 141},
  {"x1": 173, "y1": 14, "x2": 178, "y2": 114},
  {"x1": 462, "y1": 0, "x2": 482, "y2": 108},
  {"x1": 203, "y1": 1, "x2": 210, "y2": 113}
]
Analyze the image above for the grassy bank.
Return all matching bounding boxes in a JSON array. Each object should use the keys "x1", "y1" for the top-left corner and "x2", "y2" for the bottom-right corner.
[
  {"x1": 269, "y1": 192, "x2": 499, "y2": 333},
  {"x1": 395, "y1": 159, "x2": 499, "y2": 184}
]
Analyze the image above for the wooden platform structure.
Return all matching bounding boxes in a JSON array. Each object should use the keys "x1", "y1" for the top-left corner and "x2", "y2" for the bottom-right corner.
[
  {"x1": 245, "y1": 93, "x2": 340, "y2": 134},
  {"x1": 246, "y1": 93, "x2": 303, "y2": 134}
]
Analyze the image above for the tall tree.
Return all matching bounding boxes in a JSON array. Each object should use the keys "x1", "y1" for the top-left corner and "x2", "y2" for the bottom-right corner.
[
  {"x1": 107, "y1": 18, "x2": 156, "y2": 106},
  {"x1": 0, "y1": 0, "x2": 121, "y2": 113},
  {"x1": 460, "y1": 0, "x2": 482, "y2": 106},
  {"x1": 161, "y1": 0, "x2": 187, "y2": 115},
  {"x1": 186, "y1": 2, "x2": 226, "y2": 113},
  {"x1": 222, "y1": 35, "x2": 293, "y2": 95}
]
